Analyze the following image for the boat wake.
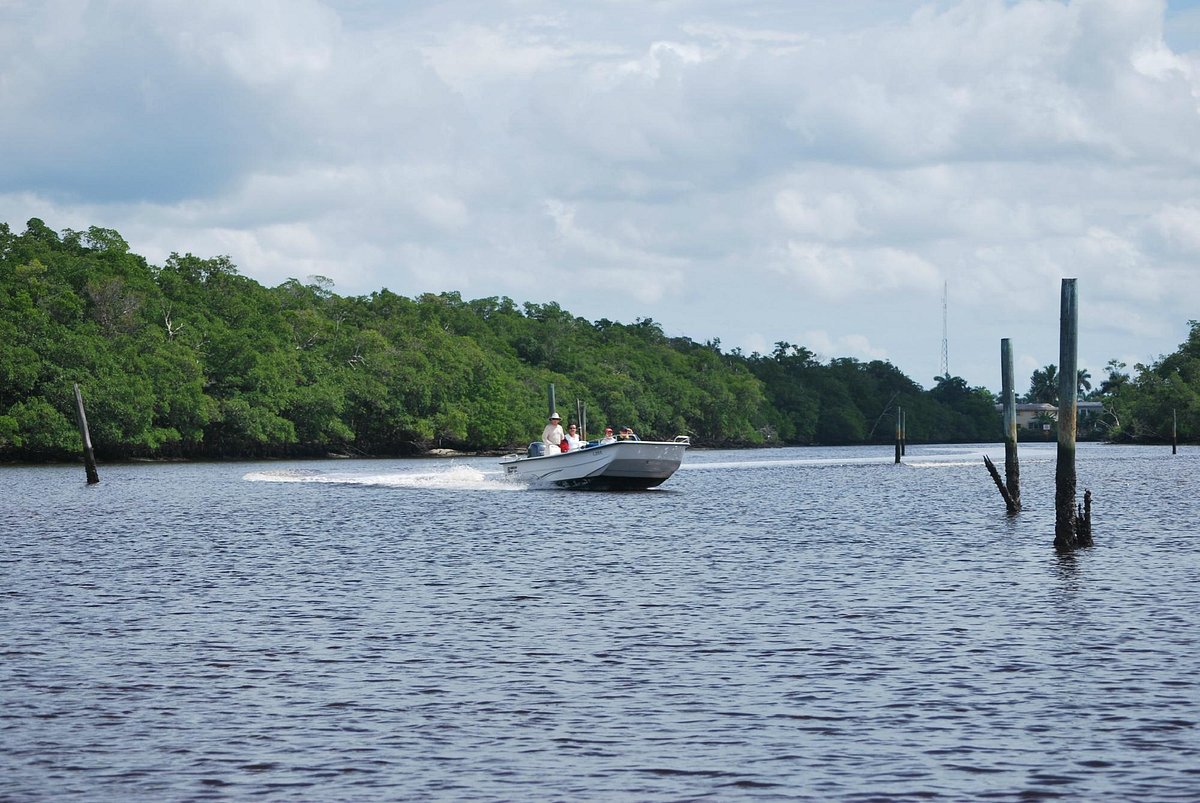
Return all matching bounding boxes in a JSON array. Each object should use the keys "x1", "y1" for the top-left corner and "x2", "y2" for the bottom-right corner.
[{"x1": 243, "y1": 464, "x2": 525, "y2": 491}]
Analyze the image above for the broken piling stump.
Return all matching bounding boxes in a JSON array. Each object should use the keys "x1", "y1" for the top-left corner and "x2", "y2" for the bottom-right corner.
[
  {"x1": 72, "y1": 383, "x2": 100, "y2": 485},
  {"x1": 983, "y1": 454, "x2": 1019, "y2": 514}
]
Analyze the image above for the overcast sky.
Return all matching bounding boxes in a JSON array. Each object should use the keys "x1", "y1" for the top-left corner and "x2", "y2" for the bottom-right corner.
[{"x1": 3, "y1": 0, "x2": 1200, "y2": 393}]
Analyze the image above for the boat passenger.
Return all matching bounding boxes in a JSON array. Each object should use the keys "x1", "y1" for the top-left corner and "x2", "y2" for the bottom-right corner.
[
  {"x1": 599, "y1": 427, "x2": 616, "y2": 445},
  {"x1": 542, "y1": 413, "x2": 564, "y2": 452},
  {"x1": 564, "y1": 423, "x2": 583, "y2": 450},
  {"x1": 617, "y1": 426, "x2": 639, "y2": 441}
]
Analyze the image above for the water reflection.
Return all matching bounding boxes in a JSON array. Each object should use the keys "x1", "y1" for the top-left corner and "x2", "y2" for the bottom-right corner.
[{"x1": 1054, "y1": 552, "x2": 1083, "y2": 588}]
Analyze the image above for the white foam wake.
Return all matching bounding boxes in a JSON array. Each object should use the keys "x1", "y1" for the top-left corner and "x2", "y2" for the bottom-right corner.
[{"x1": 243, "y1": 464, "x2": 525, "y2": 491}]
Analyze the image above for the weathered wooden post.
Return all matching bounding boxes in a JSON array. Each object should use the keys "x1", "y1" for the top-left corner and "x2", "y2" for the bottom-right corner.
[
  {"x1": 1173, "y1": 409, "x2": 1178, "y2": 455},
  {"x1": 894, "y1": 406, "x2": 902, "y2": 464},
  {"x1": 1001, "y1": 338, "x2": 1020, "y2": 509},
  {"x1": 1054, "y1": 279, "x2": 1090, "y2": 551},
  {"x1": 983, "y1": 454, "x2": 1018, "y2": 513},
  {"x1": 1077, "y1": 489, "x2": 1092, "y2": 543},
  {"x1": 984, "y1": 341, "x2": 1019, "y2": 514},
  {"x1": 72, "y1": 383, "x2": 100, "y2": 485}
]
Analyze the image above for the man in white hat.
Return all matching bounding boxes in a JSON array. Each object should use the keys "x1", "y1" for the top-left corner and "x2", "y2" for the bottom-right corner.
[{"x1": 541, "y1": 412, "x2": 564, "y2": 452}]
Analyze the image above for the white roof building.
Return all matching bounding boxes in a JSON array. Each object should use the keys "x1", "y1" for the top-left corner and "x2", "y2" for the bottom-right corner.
[{"x1": 995, "y1": 401, "x2": 1106, "y2": 430}]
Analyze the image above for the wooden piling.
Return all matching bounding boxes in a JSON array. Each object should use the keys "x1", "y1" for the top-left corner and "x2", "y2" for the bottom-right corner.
[
  {"x1": 1173, "y1": 409, "x2": 1178, "y2": 455},
  {"x1": 1077, "y1": 489, "x2": 1092, "y2": 544},
  {"x1": 72, "y1": 383, "x2": 100, "y2": 485},
  {"x1": 1054, "y1": 279, "x2": 1080, "y2": 552},
  {"x1": 548, "y1": 383, "x2": 557, "y2": 419},
  {"x1": 983, "y1": 455, "x2": 1019, "y2": 514},
  {"x1": 894, "y1": 406, "x2": 901, "y2": 464},
  {"x1": 900, "y1": 408, "x2": 907, "y2": 456},
  {"x1": 1000, "y1": 338, "x2": 1020, "y2": 509}
]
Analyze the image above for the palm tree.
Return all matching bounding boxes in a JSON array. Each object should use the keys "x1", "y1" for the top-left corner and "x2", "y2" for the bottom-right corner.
[
  {"x1": 1027, "y1": 365, "x2": 1094, "y2": 402},
  {"x1": 1026, "y1": 365, "x2": 1059, "y2": 403},
  {"x1": 1099, "y1": 360, "x2": 1129, "y2": 396}
]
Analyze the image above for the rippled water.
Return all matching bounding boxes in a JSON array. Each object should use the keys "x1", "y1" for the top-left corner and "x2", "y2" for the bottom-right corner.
[{"x1": 3, "y1": 444, "x2": 1198, "y2": 800}]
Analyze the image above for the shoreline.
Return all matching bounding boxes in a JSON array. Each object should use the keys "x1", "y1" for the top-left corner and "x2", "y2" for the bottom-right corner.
[{"x1": 0, "y1": 438, "x2": 1147, "y2": 469}]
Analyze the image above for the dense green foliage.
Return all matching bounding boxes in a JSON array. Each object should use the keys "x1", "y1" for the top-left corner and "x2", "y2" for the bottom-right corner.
[
  {"x1": 9, "y1": 217, "x2": 1134, "y2": 462},
  {"x1": 747, "y1": 345, "x2": 999, "y2": 444},
  {"x1": 1097, "y1": 322, "x2": 1200, "y2": 443}
]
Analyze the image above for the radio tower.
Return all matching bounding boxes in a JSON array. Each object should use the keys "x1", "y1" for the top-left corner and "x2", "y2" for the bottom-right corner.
[{"x1": 939, "y1": 281, "x2": 949, "y2": 378}]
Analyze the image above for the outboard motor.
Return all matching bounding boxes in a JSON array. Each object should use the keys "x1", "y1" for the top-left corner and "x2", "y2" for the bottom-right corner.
[{"x1": 527, "y1": 442, "x2": 545, "y2": 457}]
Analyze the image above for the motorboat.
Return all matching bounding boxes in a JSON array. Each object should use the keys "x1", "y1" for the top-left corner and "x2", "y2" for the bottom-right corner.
[{"x1": 500, "y1": 436, "x2": 690, "y2": 489}]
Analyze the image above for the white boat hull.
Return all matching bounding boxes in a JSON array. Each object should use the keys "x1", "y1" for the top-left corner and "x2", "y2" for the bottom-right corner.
[{"x1": 500, "y1": 440, "x2": 688, "y2": 489}]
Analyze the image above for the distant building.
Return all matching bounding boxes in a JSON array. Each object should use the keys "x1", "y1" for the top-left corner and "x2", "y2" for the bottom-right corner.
[{"x1": 995, "y1": 401, "x2": 1106, "y2": 431}]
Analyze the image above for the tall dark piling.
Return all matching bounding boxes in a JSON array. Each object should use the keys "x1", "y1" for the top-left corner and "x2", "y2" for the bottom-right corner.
[
  {"x1": 548, "y1": 383, "x2": 557, "y2": 418},
  {"x1": 72, "y1": 383, "x2": 100, "y2": 485},
  {"x1": 901, "y1": 408, "x2": 907, "y2": 456},
  {"x1": 1173, "y1": 409, "x2": 1178, "y2": 455},
  {"x1": 894, "y1": 406, "x2": 902, "y2": 464},
  {"x1": 1054, "y1": 279, "x2": 1089, "y2": 551},
  {"x1": 1001, "y1": 338, "x2": 1020, "y2": 509}
]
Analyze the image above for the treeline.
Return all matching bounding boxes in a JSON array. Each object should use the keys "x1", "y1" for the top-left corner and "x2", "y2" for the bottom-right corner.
[{"x1": 0, "y1": 219, "x2": 1189, "y2": 461}]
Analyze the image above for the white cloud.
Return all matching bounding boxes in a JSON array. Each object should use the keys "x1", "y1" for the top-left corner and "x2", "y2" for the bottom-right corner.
[
  {"x1": 422, "y1": 24, "x2": 581, "y2": 93},
  {"x1": 1148, "y1": 203, "x2": 1200, "y2": 255},
  {"x1": 158, "y1": 0, "x2": 339, "y2": 86},
  {"x1": 801, "y1": 330, "x2": 889, "y2": 363},
  {"x1": 774, "y1": 190, "x2": 865, "y2": 241},
  {"x1": 544, "y1": 199, "x2": 686, "y2": 302},
  {"x1": 775, "y1": 242, "x2": 940, "y2": 300}
]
